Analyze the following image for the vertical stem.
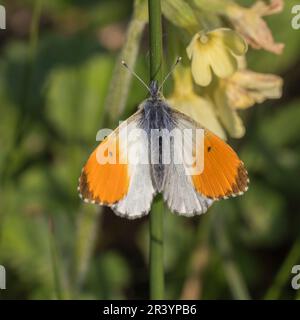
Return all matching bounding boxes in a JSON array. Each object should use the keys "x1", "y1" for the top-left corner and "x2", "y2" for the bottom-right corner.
[
  {"x1": 48, "y1": 217, "x2": 70, "y2": 300},
  {"x1": 104, "y1": 0, "x2": 148, "y2": 125},
  {"x1": 214, "y1": 214, "x2": 250, "y2": 300},
  {"x1": 29, "y1": 0, "x2": 43, "y2": 65},
  {"x1": 149, "y1": 0, "x2": 163, "y2": 83},
  {"x1": 48, "y1": 218, "x2": 63, "y2": 300},
  {"x1": 148, "y1": 0, "x2": 164, "y2": 299}
]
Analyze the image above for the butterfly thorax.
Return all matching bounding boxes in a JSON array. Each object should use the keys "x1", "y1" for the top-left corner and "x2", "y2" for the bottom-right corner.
[
  {"x1": 141, "y1": 97, "x2": 176, "y2": 133},
  {"x1": 149, "y1": 80, "x2": 160, "y2": 99},
  {"x1": 138, "y1": 86, "x2": 177, "y2": 191}
]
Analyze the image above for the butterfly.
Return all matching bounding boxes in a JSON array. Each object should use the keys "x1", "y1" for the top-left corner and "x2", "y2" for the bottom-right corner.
[{"x1": 78, "y1": 62, "x2": 249, "y2": 219}]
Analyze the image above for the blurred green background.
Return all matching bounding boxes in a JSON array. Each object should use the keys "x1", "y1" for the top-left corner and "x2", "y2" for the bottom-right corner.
[{"x1": 0, "y1": 0, "x2": 300, "y2": 300}]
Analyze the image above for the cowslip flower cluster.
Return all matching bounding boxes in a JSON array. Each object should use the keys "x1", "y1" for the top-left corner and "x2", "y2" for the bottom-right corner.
[{"x1": 162, "y1": 0, "x2": 284, "y2": 139}]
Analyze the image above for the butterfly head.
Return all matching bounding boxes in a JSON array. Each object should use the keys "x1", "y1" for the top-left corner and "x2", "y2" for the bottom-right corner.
[
  {"x1": 122, "y1": 58, "x2": 182, "y2": 101},
  {"x1": 149, "y1": 80, "x2": 161, "y2": 100}
]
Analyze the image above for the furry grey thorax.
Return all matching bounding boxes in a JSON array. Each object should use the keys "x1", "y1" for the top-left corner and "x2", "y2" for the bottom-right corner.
[{"x1": 138, "y1": 81, "x2": 177, "y2": 192}]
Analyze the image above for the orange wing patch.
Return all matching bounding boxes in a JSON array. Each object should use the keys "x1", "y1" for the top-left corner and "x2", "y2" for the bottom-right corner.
[
  {"x1": 78, "y1": 138, "x2": 129, "y2": 205},
  {"x1": 192, "y1": 130, "x2": 249, "y2": 200}
]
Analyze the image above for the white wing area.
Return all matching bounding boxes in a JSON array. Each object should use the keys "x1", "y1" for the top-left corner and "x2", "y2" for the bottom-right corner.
[
  {"x1": 112, "y1": 116, "x2": 156, "y2": 219},
  {"x1": 163, "y1": 163, "x2": 214, "y2": 216},
  {"x1": 162, "y1": 111, "x2": 214, "y2": 216}
]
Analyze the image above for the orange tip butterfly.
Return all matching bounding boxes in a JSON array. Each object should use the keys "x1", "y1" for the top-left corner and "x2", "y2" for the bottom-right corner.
[{"x1": 78, "y1": 59, "x2": 249, "y2": 219}]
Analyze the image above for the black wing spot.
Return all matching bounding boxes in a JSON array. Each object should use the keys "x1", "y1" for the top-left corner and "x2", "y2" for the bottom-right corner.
[{"x1": 207, "y1": 146, "x2": 212, "y2": 152}]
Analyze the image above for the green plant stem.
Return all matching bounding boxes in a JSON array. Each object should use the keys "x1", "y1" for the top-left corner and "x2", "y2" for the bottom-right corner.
[
  {"x1": 74, "y1": 207, "x2": 100, "y2": 293},
  {"x1": 214, "y1": 214, "x2": 250, "y2": 300},
  {"x1": 48, "y1": 218, "x2": 70, "y2": 300},
  {"x1": 29, "y1": 0, "x2": 43, "y2": 64},
  {"x1": 148, "y1": 0, "x2": 164, "y2": 300},
  {"x1": 149, "y1": 0, "x2": 163, "y2": 83},
  {"x1": 104, "y1": 0, "x2": 148, "y2": 125}
]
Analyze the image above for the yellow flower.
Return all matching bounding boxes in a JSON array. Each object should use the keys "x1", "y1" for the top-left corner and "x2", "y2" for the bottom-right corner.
[
  {"x1": 168, "y1": 66, "x2": 226, "y2": 139},
  {"x1": 213, "y1": 81, "x2": 245, "y2": 139},
  {"x1": 186, "y1": 28, "x2": 247, "y2": 87},
  {"x1": 226, "y1": 0, "x2": 284, "y2": 54},
  {"x1": 225, "y1": 70, "x2": 283, "y2": 109},
  {"x1": 211, "y1": 68, "x2": 283, "y2": 138}
]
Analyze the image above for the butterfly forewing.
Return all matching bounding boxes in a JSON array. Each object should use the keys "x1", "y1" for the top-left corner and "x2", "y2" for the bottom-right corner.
[
  {"x1": 168, "y1": 110, "x2": 249, "y2": 201},
  {"x1": 78, "y1": 109, "x2": 156, "y2": 219}
]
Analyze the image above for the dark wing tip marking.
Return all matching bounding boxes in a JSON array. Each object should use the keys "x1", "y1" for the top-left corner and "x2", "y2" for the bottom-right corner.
[
  {"x1": 225, "y1": 162, "x2": 249, "y2": 199},
  {"x1": 207, "y1": 162, "x2": 249, "y2": 201},
  {"x1": 79, "y1": 170, "x2": 93, "y2": 201}
]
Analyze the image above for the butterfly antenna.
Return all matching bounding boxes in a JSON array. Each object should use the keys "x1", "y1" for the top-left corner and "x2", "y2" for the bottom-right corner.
[
  {"x1": 158, "y1": 56, "x2": 182, "y2": 91},
  {"x1": 121, "y1": 60, "x2": 150, "y2": 93}
]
